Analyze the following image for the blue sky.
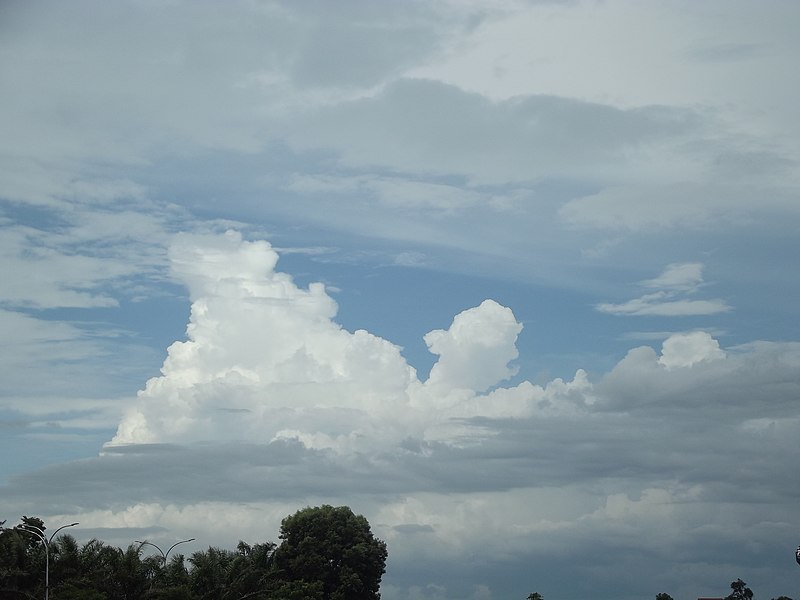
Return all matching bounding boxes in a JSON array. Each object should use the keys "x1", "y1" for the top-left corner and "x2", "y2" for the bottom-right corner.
[{"x1": 2, "y1": 1, "x2": 800, "y2": 599}]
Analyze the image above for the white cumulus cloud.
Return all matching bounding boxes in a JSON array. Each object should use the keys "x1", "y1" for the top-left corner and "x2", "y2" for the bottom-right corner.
[
  {"x1": 110, "y1": 232, "x2": 535, "y2": 451},
  {"x1": 658, "y1": 331, "x2": 726, "y2": 369},
  {"x1": 424, "y1": 299, "x2": 521, "y2": 394}
]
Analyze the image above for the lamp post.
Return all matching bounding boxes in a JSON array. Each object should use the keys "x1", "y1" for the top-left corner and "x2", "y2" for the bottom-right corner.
[
  {"x1": 19, "y1": 521, "x2": 79, "y2": 600},
  {"x1": 136, "y1": 537, "x2": 195, "y2": 589},
  {"x1": 135, "y1": 537, "x2": 195, "y2": 566}
]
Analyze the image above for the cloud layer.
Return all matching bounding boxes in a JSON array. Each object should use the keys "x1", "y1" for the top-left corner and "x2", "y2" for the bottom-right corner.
[
  {"x1": 2, "y1": 2, "x2": 800, "y2": 599},
  {"x1": 48, "y1": 233, "x2": 792, "y2": 599}
]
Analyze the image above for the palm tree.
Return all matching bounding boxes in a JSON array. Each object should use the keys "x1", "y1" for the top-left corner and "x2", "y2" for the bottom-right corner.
[
  {"x1": 189, "y1": 546, "x2": 235, "y2": 600},
  {"x1": 225, "y1": 541, "x2": 276, "y2": 600}
]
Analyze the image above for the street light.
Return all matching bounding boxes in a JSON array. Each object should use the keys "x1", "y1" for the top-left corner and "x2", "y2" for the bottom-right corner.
[
  {"x1": 135, "y1": 537, "x2": 196, "y2": 567},
  {"x1": 19, "y1": 521, "x2": 79, "y2": 600},
  {"x1": 136, "y1": 537, "x2": 195, "y2": 593}
]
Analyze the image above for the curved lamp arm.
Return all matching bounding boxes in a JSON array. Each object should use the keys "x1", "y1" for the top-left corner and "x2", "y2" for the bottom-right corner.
[
  {"x1": 136, "y1": 537, "x2": 196, "y2": 565},
  {"x1": 18, "y1": 521, "x2": 78, "y2": 600}
]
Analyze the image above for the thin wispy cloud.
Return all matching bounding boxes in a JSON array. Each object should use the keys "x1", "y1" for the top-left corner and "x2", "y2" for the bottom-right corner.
[
  {"x1": 597, "y1": 263, "x2": 732, "y2": 317},
  {"x1": 642, "y1": 262, "x2": 705, "y2": 291}
]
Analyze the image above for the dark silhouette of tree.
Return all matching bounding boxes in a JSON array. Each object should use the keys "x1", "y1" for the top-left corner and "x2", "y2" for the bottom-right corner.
[
  {"x1": 226, "y1": 541, "x2": 276, "y2": 600},
  {"x1": 48, "y1": 533, "x2": 91, "y2": 599},
  {"x1": 0, "y1": 519, "x2": 34, "y2": 596},
  {"x1": 157, "y1": 552, "x2": 192, "y2": 599},
  {"x1": 527, "y1": 593, "x2": 544, "y2": 600},
  {"x1": 78, "y1": 538, "x2": 135, "y2": 599},
  {"x1": 189, "y1": 546, "x2": 236, "y2": 600},
  {"x1": 0, "y1": 516, "x2": 52, "y2": 597},
  {"x1": 0, "y1": 508, "x2": 386, "y2": 600},
  {"x1": 726, "y1": 578, "x2": 754, "y2": 600},
  {"x1": 656, "y1": 594, "x2": 674, "y2": 600},
  {"x1": 268, "y1": 579, "x2": 324, "y2": 600},
  {"x1": 271, "y1": 505, "x2": 387, "y2": 600}
]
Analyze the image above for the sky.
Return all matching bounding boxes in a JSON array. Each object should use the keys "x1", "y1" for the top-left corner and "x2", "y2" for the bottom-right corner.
[{"x1": 1, "y1": 1, "x2": 799, "y2": 599}]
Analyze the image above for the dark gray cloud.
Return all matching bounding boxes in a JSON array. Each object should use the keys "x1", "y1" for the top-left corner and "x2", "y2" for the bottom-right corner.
[
  {"x1": 285, "y1": 78, "x2": 702, "y2": 183},
  {"x1": 685, "y1": 42, "x2": 768, "y2": 63}
]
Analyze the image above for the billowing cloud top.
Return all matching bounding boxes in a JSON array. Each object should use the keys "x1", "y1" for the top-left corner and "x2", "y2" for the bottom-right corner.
[
  {"x1": 111, "y1": 232, "x2": 532, "y2": 451},
  {"x1": 111, "y1": 232, "x2": 788, "y2": 462}
]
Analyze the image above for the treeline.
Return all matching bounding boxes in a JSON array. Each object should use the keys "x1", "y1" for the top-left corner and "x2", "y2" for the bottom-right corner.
[
  {"x1": 657, "y1": 581, "x2": 793, "y2": 600},
  {"x1": 0, "y1": 505, "x2": 387, "y2": 600}
]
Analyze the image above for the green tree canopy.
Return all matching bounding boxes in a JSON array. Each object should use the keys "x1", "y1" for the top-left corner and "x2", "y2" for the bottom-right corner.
[
  {"x1": 271, "y1": 505, "x2": 388, "y2": 600},
  {"x1": 1, "y1": 509, "x2": 387, "y2": 600}
]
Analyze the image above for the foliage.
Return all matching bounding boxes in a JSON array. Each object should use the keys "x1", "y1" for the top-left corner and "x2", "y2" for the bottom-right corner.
[
  {"x1": 6, "y1": 516, "x2": 800, "y2": 600},
  {"x1": 0, "y1": 517, "x2": 48, "y2": 597},
  {"x1": 0, "y1": 507, "x2": 386, "y2": 600},
  {"x1": 726, "y1": 578, "x2": 754, "y2": 600},
  {"x1": 271, "y1": 505, "x2": 388, "y2": 600}
]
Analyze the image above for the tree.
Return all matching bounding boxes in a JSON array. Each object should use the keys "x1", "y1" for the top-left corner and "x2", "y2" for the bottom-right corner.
[
  {"x1": 109, "y1": 544, "x2": 150, "y2": 600},
  {"x1": 271, "y1": 505, "x2": 387, "y2": 600},
  {"x1": 49, "y1": 533, "x2": 87, "y2": 598},
  {"x1": 0, "y1": 508, "x2": 389, "y2": 600},
  {"x1": 76, "y1": 538, "x2": 130, "y2": 600},
  {"x1": 224, "y1": 541, "x2": 276, "y2": 600},
  {"x1": 656, "y1": 594, "x2": 674, "y2": 600},
  {"x1": 726, "y1": 578, "x2": 754, "y2": 600},
  {"x1": 157, "y1": 552, "x2": 192, "y2": 599},
  {"x1": 0, "y1": 516, "x2": 50, "y2": 597},
  {"x1": 189, "y1": 546, "x2": 236, "y2": 600},
  {"x1": 527, "y1": 593, "x2": 544, "y2": 600},
  {"x1": 0, "y1": 520, "x2": 32, "y2": 597}
]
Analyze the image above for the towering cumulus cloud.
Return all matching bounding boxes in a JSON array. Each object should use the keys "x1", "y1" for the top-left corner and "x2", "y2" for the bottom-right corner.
[
  {"x1": 110, "y1": 231, "x2": 799, "y2": 488},
  {"x1": 110, "y1": 231, "x2": 531, "y2": 451},
  {"x1": 424, "y1": 299, "x2": 521, "y2": 393}
]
